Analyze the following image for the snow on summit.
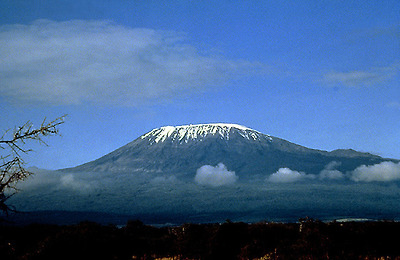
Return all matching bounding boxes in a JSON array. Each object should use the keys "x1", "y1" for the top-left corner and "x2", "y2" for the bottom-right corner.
[{"x1": 141, "y1": 123, "x2": 268, "y2": 144}]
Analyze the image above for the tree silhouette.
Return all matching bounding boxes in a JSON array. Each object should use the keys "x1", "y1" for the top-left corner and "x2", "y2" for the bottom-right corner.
[{"x1": 0, "y1": 116, "x2": 65, "y2": 216}]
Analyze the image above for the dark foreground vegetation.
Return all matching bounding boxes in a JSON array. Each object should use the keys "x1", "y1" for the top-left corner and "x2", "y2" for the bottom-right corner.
[{"x1": 1, "y1": 218, "x2": 400, "y2": 260}]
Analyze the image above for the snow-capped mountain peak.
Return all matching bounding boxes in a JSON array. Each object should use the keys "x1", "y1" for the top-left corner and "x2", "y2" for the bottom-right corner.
[
  {"x1": 69, "y1": 123, "x2": 391, "y2": 178},
  {"x1": 141, "y1": 123, "x2": 269, "y2": 144}
]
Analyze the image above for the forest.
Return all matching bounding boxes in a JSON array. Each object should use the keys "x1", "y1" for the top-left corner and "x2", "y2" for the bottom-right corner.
[{"x1": 1, "y1": 218, "x2": 400, "y2": 259}]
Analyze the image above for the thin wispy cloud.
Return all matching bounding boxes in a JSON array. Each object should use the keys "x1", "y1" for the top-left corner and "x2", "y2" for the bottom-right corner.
[
  {"x1": 322, "y1": 63, "x2": 399, "y2": 88},
  {"x1": 60, "y1": 174, "x2": 92, "y2": 191},
  {"x1": 0, "y1": 20, "x2": 263, "y2": 106},
  {"x1": 319, "y1": 161, "x2": 344, "y2": 180},
  {"x1": 387, "y1": 101, "x2": 400, "y2": 109},
  {"x1": 16, "y1": 169, "x2": 96, "y2": 193},
  {"x1": 150, "y1": 176, "x2": 178, "y2": 185},
  {"x1": 356, "y1": 24, "x2": 400, "y2": 40}
]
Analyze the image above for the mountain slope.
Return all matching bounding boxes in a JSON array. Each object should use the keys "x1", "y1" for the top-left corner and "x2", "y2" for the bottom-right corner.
[{"x1": 68, "y1": 123, "x2": 390, "y2": 178}]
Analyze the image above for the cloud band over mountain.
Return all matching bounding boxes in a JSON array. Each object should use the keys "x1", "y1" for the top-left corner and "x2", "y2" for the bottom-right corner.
[{"x1": 0, "y1": 20, "x2": 264, "y2": 106}]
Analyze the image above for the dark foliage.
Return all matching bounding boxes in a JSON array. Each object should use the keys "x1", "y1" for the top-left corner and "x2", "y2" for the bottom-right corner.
[{"x1": 1, "y1": 218, "x2": 400, "y2": 259}]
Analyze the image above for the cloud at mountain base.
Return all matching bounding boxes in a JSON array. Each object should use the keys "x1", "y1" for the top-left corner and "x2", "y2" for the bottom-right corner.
[
  {"x1": 16, "y1": 169, "x2": 95, "y2": 193},
  {"x1": 319, "y1": 161, "x2": 344, "y2": 180},
  {"x1": 267, "y1": 167, "x2": 315, "y2": 183},
  {"x1": 350, "y1": 161, "x2": 400, "y2": 182},
  {"x1": 195, "y1": 163, "x2": 238, "y2": 187},
  {"x1": 0, "y1": 19, "x2": 264, "y2": 106},
  {"x1": 60, "y1": 174, "x2": 92, "y2": 191}
]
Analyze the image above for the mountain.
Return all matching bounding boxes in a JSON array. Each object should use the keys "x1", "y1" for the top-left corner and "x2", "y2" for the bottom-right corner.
[
  {"x1": 10, "y1": 123, "x2": 400, "y2": 225},
  {"x1": 67, "y1": 123, "x2": 391, "y2": 179}
]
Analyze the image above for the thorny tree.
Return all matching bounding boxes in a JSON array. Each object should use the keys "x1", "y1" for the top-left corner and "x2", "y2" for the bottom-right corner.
[{"x1": 0, "y1": 116, "x2": 65, "y2": 216}]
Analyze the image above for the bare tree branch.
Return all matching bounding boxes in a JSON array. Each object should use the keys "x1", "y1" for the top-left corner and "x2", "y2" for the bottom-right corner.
[{"x1": 0, "y1": 115, "x2": 65, "y2": 217}]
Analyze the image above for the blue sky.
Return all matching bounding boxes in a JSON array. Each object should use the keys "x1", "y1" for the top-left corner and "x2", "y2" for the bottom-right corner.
[{"x1": 0, "y1": 0, "x2": 399, "y2": 169}]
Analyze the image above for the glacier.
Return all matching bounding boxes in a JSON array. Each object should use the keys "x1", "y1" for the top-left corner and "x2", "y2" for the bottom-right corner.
[{"x1": 141, "y1": 123, "x2": 270, "y2": 144}]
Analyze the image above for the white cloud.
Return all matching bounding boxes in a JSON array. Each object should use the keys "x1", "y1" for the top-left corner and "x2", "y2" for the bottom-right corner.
[
  {"x1": 194, "y1": 163, "x2": 238, "y2": 187},
  {"x1": 319, "y1": 161, "x2": 344, "y2": 180},
  {"x1": 350, "y1": 161, "x2": 400, "y2": 182},
  {"x1": 322, "y1": 63, "x2": 399, "y2": 88},
  {"x1": 267, "y1": 167, "x2": 314, "y2": 183},
  {"x1": 0, "y1": 19, "x2": 263, "y2": 106},
  {"x1": 60, "y1": 174, "x2": 92, "y2": 191}
]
